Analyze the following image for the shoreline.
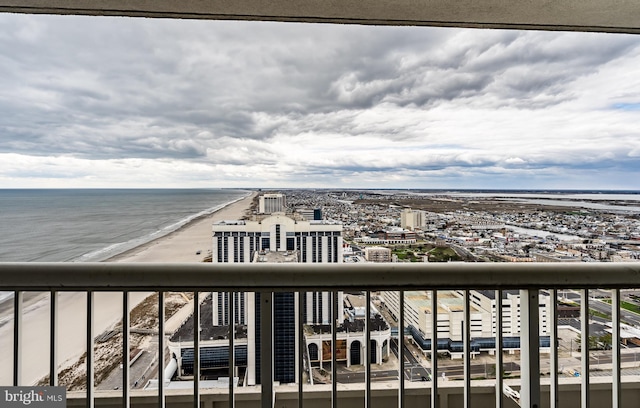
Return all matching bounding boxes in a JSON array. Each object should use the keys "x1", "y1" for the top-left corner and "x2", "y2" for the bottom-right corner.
[
  {"x1": 0, "y1": 190, "x2": 257, "y2": 386},
  {"x1": 104, "y1": 191, "x2": 256, "y2": 262},
  {"x1": 0, "y1": 190, "x2": 256, "y2": 305}
]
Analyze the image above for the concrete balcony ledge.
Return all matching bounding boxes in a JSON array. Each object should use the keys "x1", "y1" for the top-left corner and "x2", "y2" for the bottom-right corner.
[
  {"x1": 65, "y1": 376, "x2": 640, "y2": 408},
  {"x1": 1, "y1": 0, "x2": 640, "y2": 34}
]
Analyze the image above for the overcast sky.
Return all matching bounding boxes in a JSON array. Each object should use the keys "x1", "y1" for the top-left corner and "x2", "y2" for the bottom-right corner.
[{"x1": 1, "y1": 14, "x2": 639, "y2": 190}]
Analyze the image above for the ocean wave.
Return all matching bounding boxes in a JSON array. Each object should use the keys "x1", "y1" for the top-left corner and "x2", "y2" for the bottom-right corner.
[
  {"x1": 73, "y1": 191, "x2": 251, "y2": 262},
  {"x1": 0, "y1": 291, "x2": 12, "y2": 303}
]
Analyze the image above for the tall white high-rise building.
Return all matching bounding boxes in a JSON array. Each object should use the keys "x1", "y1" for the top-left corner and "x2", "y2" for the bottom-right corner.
[
  {"x1": 212, "y1": 214, "x2": 344, "y2": 323},
  {"x1": 213, "y1": 213, "x2": 343, "y2": 264},
  {"x1": 400, "y1": 208, "x2": 425, "y2": 230},
  {"x1": 212, "y1": 212, "x2": 343, "y2": 384},
  {"x1": 258, "y1": 193, "x2": 286, "y2": 214}
]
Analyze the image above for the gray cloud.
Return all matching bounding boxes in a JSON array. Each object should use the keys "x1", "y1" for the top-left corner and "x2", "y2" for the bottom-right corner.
[{"x1": 1, "y1": 14, "x2": 640, "y2": 188}]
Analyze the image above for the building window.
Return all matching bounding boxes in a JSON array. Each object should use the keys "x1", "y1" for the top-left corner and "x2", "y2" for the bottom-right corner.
[{"x1": 233, "y1": 237, "x2": 239, "y2": 262}]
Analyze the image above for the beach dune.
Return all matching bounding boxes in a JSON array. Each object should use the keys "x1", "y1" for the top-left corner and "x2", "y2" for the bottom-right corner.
[{"x1": 0, "y1": 192, "x2": 256, "y2": 386}]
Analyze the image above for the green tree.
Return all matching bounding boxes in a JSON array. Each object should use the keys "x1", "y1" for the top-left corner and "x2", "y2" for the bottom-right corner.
[{"x1": 576, "y1": 333, "x2": 599, "y2": 351}]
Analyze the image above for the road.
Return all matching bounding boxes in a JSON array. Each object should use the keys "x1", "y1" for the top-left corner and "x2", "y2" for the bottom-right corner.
[
  {"x1": 97, "y1": 341, "x2": 159, "y2": 391},
  {"x1": 450, "y1": 244, "x2": 482, "y2": 261},
  {"x1": 565, "y1": 289, "x2": 640, "y2": 327},
  {"x1": 387, "y1": 338, "x2": 520, "y2": 382},
  {"x1": 337, "y1": 369, "x2": 402, "y2": 384},
  {"x1": 391, "y1": 338, "x2": 432, "y2": 380},
  {"x1": 583, "y1": 351, "x2": 640, "y2": 366}
]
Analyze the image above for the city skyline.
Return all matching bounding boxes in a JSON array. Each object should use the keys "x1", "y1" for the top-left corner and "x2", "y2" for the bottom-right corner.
[{"x1": 1, "y1": 14, "x2": 640, "y2": 189}]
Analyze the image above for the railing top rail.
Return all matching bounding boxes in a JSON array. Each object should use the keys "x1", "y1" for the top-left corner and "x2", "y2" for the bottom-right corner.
[{"x1": 0, "y1": 262, "x2": 639, "y2": 291}]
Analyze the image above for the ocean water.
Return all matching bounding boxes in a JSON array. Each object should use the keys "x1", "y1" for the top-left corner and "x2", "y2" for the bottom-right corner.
[{"x1": 0, "y1": 189, "x2": 250, "y2": 302}]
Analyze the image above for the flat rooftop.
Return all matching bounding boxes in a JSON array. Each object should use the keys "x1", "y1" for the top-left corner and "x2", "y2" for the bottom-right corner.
[
  {"x1": 475, "y1": 289, "x2": 520, "y2": 300},
  {"x1": 170, "y1": 294, "x2": 248, "y2": 343},
  {"x1": 406, "y1": 290, "x2": 482, "y2": 314},
  {"x1": 309, "y1": 314, "x2": 389, "y2": 335},
  {"x1": 213, "y1": 220, "x2": 246, "y2": 226},
  {"x1": 255, "y1": 250, "x2": 299, "y2": 263}
]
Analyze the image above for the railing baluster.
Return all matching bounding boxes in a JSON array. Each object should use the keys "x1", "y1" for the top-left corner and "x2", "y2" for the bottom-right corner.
[
  {"x1": 50, "y1": 290, "x2": 58, "y2": 386},
  {"x1": 158, "y1": 291, "x2": 165, "y2": 408},
  {"x1": 13, "y1": 290, "x2": 22, "y2": 386},
  {"x1": 332, "y1": 290, "x2": 338, "y2": 408},
  {"x1": 229, "y1": 291, "x2": 235, "y2": 408},
  {"x1": 398, "y1": 290, "x2": 404, "y2": 408},
  {"x1": 260, "y1": 291, "x2": 273, "y2": 408},
  {"x1": 298, "y1": 291, "x2": 304, "y2": 408},
  {"x1": 431, "y1": 290, "x2": 438, "y2": 408},
  {"x1": 123, "y1": 291, "x2": 130, "y2": 408},
  {"x1": 495, "y1": 290, "x2": 502, "y2": 408},
  {"x1": 550, "y1": 289, "x2": 558, "y2": 408},
  {"x1": 463, "y1": 290, "x2": 470, "y2": 408},
  {"x1": 86, "y1": 291, "x2": 94, "y2": 408},
  {"x1": 194, "y1": 291, "x2": 200, "y2": 408},
  {"x1": 521, "y1": 289, "x2": 540, "y2": 408},
  {"x1": 365, "y1": 290, "x2": 371, "y2": 408},
  {"x1": 612, "y1": 289, "x2": 621, "y2": 408},
  {"x1": 581, "y1": 289, "x2": 589, "y2": 408}
]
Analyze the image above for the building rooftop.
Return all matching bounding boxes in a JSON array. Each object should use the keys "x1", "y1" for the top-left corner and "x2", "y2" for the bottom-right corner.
[
  {"x1": 344, "y1": 294, "x2": 366, "y2": 308},
  {"x1": 475, "y1": 289, "x2": 521, "y2": 300},
  {"x1": 309, "y1": 219, "x2": 341, "y2": 225},
  {"x1": 170, "y1": 294, "x2": 248, "y2": 343},
  {"x1": 406, "y1": 290, "x2": 482, "y2": 314},
  {"x1": 308, "y1": 314, "x2": 389, "y2": 335},
  {"x1": 214, "y1": 220, "x2": 246, "y2": 226},
  {"x1": 255, "y1": 250, "x2": 299, "y2": 263}
]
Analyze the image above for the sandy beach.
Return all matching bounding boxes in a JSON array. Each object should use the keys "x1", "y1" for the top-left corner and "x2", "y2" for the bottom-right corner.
[
  {"x1": 108, "y1": 191, "x2": 256, "y2": 263},
  {"x1": 0, "y1": 191, "x2": 256, "y2": 386}
]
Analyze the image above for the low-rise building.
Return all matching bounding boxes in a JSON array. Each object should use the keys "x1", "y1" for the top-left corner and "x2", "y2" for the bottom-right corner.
[
  {"x1": 381, "y1": 289, "x2": 551, "y2": 358},
  {"x1": 364, "y1": 246, "x2": 392, "y2": 262}
]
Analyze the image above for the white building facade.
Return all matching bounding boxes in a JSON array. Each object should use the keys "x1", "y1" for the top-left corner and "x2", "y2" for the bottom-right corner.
[
  {"x1": 381, "y1": 289, "x2": 551, "y2": 357},
  {"x1": 213, "y1": 214, "x2": 342, "y2": 265},
  {"x1": 364, "y1": 246, "x2": 392, "y2": 262},
  {"x1": 211, "y1": 212, "x2": 344, "y2": 385},
  {"x1": 212, "y1": 214, "x2": 344, "y2": 326},
  {"x1": 401, "y1": 208, "x2": 425, "y2": 230},
  {"x1": 258, "y1": 193, "x2": 286, "y2": 214}
]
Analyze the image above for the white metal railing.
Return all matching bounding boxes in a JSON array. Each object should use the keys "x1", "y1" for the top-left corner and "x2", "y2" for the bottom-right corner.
[{"x1": 1, "y1": 262, "x2": 640, "y2": 408}]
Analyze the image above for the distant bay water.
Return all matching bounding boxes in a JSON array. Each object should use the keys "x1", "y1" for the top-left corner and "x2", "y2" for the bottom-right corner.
[
  {"x1": 0, "y1": 189, "x2": 250, "y2": 302},
  {"x1": 400, "y1": 190, "x2": 640, "y2": 212}
]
